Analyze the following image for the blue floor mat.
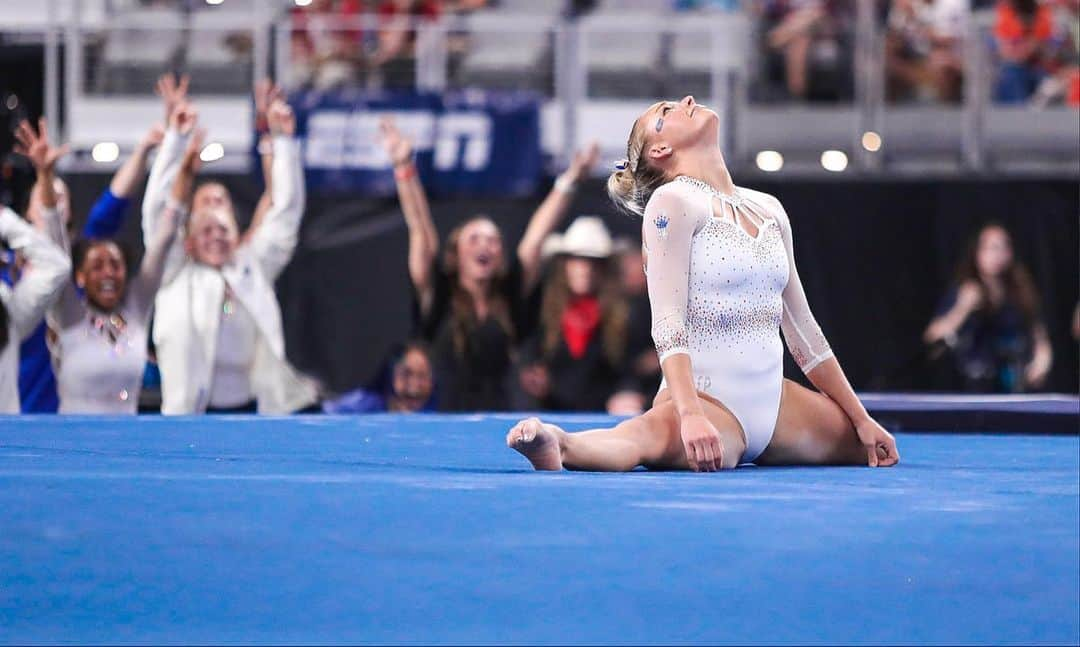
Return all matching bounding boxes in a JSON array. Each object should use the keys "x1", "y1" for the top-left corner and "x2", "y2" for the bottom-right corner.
[{"x1": 1, "y1": 414, "x2": 1078, "y2": 645}]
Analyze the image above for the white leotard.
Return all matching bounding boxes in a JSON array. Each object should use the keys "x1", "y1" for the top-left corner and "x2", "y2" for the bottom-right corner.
[{"x1": 644, "y1": 177, "x2": 833, "y2": 462}]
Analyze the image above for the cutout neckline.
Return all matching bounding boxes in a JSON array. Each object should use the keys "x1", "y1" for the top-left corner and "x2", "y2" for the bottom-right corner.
[{"x1": 674, "y1": 176, "x2": 771, "y2": 241}]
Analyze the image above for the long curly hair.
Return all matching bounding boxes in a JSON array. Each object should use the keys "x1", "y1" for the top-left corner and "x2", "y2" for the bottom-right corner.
[
  {"x1": 955, "y1": 222, "x2": 1042, "y2": 327},
  {"x1": 539, "y1": 256, "x2": 628, "y2": 366},
  {"x1": 442, "y1": 217, "x2": 514, "y2": 357}
]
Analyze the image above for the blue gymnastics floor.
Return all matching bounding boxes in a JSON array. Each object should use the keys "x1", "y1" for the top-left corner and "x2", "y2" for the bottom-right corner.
[{"x1": 1, "y1": 414, "x2": 1078, "y2": 645}]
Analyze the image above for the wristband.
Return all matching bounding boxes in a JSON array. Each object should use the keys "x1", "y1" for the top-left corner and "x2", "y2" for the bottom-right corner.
[
  {"x1": 554, "y1": 173, "x2": 576, "y2": 194},
  {"x1": 394, "y1": 163, "x2": 416, "y2": 181}
]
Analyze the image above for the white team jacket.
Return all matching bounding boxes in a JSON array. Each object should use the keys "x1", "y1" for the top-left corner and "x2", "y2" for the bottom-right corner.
[
  {"x1": 143, "y1": 128, "x2": 317, "y2": 415},
  {"x1": 0, "y1": 207, "x2": 71, "y2": 413}
]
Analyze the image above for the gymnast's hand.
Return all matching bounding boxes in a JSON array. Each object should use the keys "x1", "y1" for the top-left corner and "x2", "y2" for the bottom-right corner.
[
  {"x1": 680, "y1": 412, "x2": 723, "y2": 472},
  {"x1": 854, "y1": 417, "x2": 899, "y2": 467}
]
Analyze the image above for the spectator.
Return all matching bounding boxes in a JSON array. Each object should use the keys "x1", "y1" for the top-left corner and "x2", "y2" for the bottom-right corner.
[
  {"x1": 322, "y1": 340, "x2": 437, "y2": 413},
  {"x1": 517, "y1": 216, "x2": 642, "y2": 414},
  {"x1": 379, "y1": 117, "x2": 598, "y2": 411},
  {"x1": 14, "y1": 118, "x2": 185, "y2": 414},
  {"x1": 0, "y1": 202, "x2": 70, "y2": 414},
  {"x1": 885, "y1": 0, "x2": 966, "y2": 103},
  {"x1": 289, "y1": 0, "x2": 365, "y2": 91},
  {"x1": 1030, "y1": 0, "x2": 1080, "y2": 107},
  {"x1": 371, "y1": 0, "x2": 442, "y2": 88},
  {"x1": 923, "y1": 223, "x2": 1052, "y2": 392},
  {"x1": 761, "y1": 0, "x2": 855, "y2": 101},
  {"x1": 993, "y1": 0, "x2": 1056, "y2": 103},
  {"x1": 143, "y1": 99, "x2": 319, "y2": 414}
]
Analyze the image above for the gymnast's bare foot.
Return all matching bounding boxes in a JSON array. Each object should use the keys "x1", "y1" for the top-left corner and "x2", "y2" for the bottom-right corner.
[{"x1": 506, "y1": 417, "x2": 564, "y2": 471}]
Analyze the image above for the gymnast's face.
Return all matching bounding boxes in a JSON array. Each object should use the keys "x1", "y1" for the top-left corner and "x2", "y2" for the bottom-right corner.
[
  {"x1": 635, "y1": 96, "x2": 719, "y2": 166},
  {"x1": 78, "y1": 242, "x2": 127, "y2": 312},
  {"x1": 565, "y1": 257, "x2": 600, "y2": 297},
  {"x1": 457, "y1": 219, "x2": 503, "y2": 282},
  {"x1": 186, "y1": 208, "x2": 239, "y2": 269},
  {"x1": 391, "y1": 348, "x2": 433, "y2": 412},
  {"x1": 976, "y1": 226, "x2": 1013, "y2": 279}
]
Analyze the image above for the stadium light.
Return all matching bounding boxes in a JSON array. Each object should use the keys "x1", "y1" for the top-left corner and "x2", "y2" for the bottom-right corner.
[
  {"x1": 200, "y1": 142, "x2": 225, "y2": 163},
  {"x1": 820, "y1": 150, "x2": 848, "y2": 172},
  {"x1": 755, "y1": 150, "x2": 783, "y2": 172},
  {"x1": 91, "y1": 142, "x2": 120, "y2": 163},
  {"x1": 205, "y1": 0, "x2": 224, "y2": 5},
  {"x1": 295, "y1": 0, "x2": 313, "y2": 6},
  {"x1": 861, "y1": 131, "x2": 883, "y2": 152}
]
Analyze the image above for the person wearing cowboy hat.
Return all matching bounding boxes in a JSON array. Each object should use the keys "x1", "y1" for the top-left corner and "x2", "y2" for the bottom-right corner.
[{"x1": 519, "y1": 216, "x2": 647, "y2": 414}]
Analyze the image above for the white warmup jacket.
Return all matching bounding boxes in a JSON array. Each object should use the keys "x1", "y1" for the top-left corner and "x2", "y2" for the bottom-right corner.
[
  {"x1": 142, "y1": 128, "x2": 318, "y2": 415},
  {"x1": 0, "y1": 207, "x2": 71, "y2": 413}
]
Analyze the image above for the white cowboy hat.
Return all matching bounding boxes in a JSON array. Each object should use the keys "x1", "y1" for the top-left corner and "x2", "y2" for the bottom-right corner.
[{"x1": 542, "y1": 216, "x2": 614, "y2": 260}]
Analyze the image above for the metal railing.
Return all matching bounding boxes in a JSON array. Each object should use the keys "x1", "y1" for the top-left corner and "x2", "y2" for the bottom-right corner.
[{"x1": 9, "y1": 0, "x2": 1077, "y2": 175}]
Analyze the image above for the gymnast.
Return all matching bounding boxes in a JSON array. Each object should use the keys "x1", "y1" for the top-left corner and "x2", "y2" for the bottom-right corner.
[{"x1": 508, "y1": 96, "x2": 900, "y2": 471}]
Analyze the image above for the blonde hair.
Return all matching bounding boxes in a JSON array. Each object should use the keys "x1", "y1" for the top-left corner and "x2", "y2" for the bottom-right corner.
[{"x1": 606, "y1": 110, "x2": 670, "y2": 217}]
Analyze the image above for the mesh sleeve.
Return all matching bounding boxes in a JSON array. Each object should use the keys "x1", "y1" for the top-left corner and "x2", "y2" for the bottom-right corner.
[
  {"x1": 642, "y1": 185, "x2": 704, "y2": 364},
  {"x1": 774, "y1": 201, "x2": 834, "y2": 373}
]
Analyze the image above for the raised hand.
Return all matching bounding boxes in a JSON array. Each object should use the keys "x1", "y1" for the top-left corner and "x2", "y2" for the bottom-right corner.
[
  {"x1": 379, "y1": 116, "x2": 413, "y2": 166},
  {"x1": 13, "y1": 117, "x2": 69, "y2": 173},
  {"x1": 168, "y1": 102, "x2": 199, "y2": 135},
  {"x1": 156, "y1": 73, "x2": 190, "y2": 124},
  {"x1": 565, "y1": 140, "x2": 600, "y2": 182},
  {"x1": 140, "y1": 123, "x2": 166, "y2": 150},
  {"x1": 266, "y1": 100, "x2": 296, "y2": 137},
  {"x1": 173, "y1": 128, "x2": 206, "y2": 203},
  {"x1": 254, "y1": 79, "x2": 284, "y2": 129}
]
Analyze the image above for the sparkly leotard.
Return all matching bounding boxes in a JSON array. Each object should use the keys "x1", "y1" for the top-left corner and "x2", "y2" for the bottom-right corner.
[{"x1": 644, "y1": 177, "x2": 833, "y2": 462}]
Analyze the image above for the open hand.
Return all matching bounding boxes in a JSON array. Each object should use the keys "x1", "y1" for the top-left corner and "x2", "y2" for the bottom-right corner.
[
  {"x1": 13, "y1": 117, "x2": 68, "y2": 173},
  {"x1": 156, "y1": 73, "x2": 190, "y2": 124},
  {"x1": 169, "y1": 102, "x2": 199, "y2": 135},
  {"x1": 680, "y1": 412, "x2": 723, "y2": 472},
  {"x1": 379, "y1": 116, "x2": 413, "y2": 166},
  {"x1": 254, "y1": 78, "x2": 284, "y2": 129},
  {"x1": 266, "y1": 100, "x2": 296, "y2": 137},
  {"x1": 140, "y1": 123, "x2": 166, "y2": 150},
  {"x1": 854, "y1": 417, "x2": 900, "y2": 467},
  {"x1": 565, "y1": 140, "x2": 600, "y2": 182}
]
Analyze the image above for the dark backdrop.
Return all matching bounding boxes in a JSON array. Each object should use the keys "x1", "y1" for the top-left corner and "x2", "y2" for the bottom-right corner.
[{"x1": 55, "y1": 173, "x2": 1080, "y2": 396}]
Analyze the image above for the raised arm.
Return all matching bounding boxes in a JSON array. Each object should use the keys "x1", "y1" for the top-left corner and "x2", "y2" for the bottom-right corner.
[
  {"x1": 642, "y1": 185, "x2": 722, "y2": 472},
  {"x1": 13, "y1": 118, "x2": 81, "y2": 328},
  {"x1": 129, "y1": 133, "x2": 199, "y2": 319},
  {"x1": 246, "y1": 100, "x2": 306, "y2": 281},
  {"x1": 773, "y1": 199, "x2": 898, "y2": 467},
  {"x1": 517, "y1": 142, "x2": 599, "y2": 292},
  {"x1": 241, "y1": 80, "x2": 285, "y2": 246},
  {"x1": 85, "y1": 124, "x2": 164, "y2": 238},
  {"x1": 380, "y1": 117, "x2": 439, "y2": 312},
  {"x1": 0, "y1": 207, "x2": 70, "y2": 341},
  {"x1": 142, "y1": 103, "x2": 196, "y2": 245}
]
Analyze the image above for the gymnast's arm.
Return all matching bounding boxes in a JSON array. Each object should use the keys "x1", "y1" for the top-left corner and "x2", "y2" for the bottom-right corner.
[
  {"x1": 643, "y1": 187, "x2": 722, "y2": 472},
  {"x1": 379, "y1": 117, "x2": 438, "y2": 315},
  {"x1": 774, "y1": 201, "x2": 898, "y2": 467}
]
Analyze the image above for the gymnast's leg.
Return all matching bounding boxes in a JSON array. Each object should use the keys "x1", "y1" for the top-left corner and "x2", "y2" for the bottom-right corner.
[
  {"x1": 755, "y1": 378, "x2": 872, "y2": 466},
  {"x1": 507, "y1": 398, "x2": 746, "y2": 472}
]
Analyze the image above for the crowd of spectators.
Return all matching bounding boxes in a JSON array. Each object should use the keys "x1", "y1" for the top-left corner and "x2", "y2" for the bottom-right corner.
[{"x1": 0, "y1": 61, "x2": 1072, "y2": 417}]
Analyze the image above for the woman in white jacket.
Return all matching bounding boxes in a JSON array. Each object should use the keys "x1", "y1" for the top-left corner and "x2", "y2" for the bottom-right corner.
[
  {"x1": 142, "y1": 100, "x2": 318, "y2": 415},
  {"x1": 0, "y1": 181, "x2": 70, "y2": 412}
]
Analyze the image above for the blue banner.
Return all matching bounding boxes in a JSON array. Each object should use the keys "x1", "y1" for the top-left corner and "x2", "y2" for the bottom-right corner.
[{"x1": 290, "y1": 89, "x2": 542, "y2": 197}]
